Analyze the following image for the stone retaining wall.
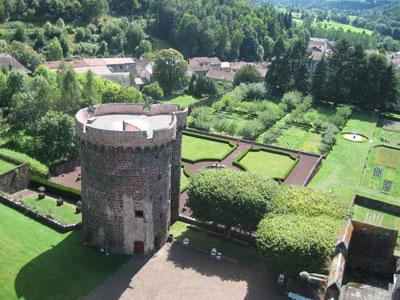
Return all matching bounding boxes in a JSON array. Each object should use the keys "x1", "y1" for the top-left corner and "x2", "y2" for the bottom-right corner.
[{"x1": 0, "y1": 163, "x2": 31, "y2": 194}]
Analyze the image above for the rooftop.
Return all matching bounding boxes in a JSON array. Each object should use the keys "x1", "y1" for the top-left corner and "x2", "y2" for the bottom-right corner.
[{"x1": 87, "y1": 114, "x2": 174, "y2": 137}]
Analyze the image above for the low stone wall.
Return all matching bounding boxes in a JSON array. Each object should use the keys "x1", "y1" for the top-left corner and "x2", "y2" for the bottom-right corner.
[
  {"x1": 0, "y1": 163, "x2": 31, "y2": 194},
  {"x1": 0, "y1": 192, "x2": 81, "y2": 233}
]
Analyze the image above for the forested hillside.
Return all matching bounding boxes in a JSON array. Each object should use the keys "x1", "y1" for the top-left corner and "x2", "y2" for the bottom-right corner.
[{"x1": 0, "y1": 0, "x2": 307, "y2": 63}]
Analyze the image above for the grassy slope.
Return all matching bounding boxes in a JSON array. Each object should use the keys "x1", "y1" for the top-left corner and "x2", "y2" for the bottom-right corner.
[
  {"x1": 163, "y1": 96, "x2": 199, "y2": 108},
  {"x1": 318, "y1": 20, "x2": 374, "y2": 35},
  {"x1": 23, "y1": 194, "x2": 82, "y2": 225},
  {"x1": 239, "y1": 150, "x2": 296, "y2": 179},
  {"x1": 0, "y1": 203, "x2": 129, "y2": 300},
  {"x1": 182, "y1": 134, "x2": 233, "y2": 162}
]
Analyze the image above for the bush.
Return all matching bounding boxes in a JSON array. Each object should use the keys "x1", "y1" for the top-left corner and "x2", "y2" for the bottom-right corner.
[
  {"x1": 188, "y1": 169, "x2": 278, "y2": 233},
  {"x1": 319, "y1": 124, "x2": 339, "y2": 154},
  {"x1": 238, "y1": 120, "x2": 263, "y2": 141},
  {"x1": 263, "y1": 126, "x2": 283, "y2": 144},
  {"x1": 274, "y1": 185, "x2": 352, "y2": 219},
  {"x1": 258, "y1": 105, "x2": 284, "y2": 129},
  {"x1": 0, "y1": 148, "x2": 48, "y2": 176},
  {"x1": 233, "y1": 65, "x2": 261, "y2": 86},
  {"x1": 280, "y1": 90, "x2": 303, "y2": 112},
  {"x1": 189, "y1": 106, "x2": 215, "y2": 131},
  {"x1": 256, "y1": 215, "x2": 342, "y2": 276},
  {"x1": 142, "y1": 82, "x2": 164, "y2": 101},
  {"x1": 241, "y1": 83, "x2": 267, "y2": 101}
]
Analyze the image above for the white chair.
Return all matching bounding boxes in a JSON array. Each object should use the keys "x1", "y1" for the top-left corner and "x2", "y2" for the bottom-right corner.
[
  {"x1": 210, "y1": 248, "x2": 217, "y2": 258},
  {"x1": 216, "y1": 252, "x2": 222, "y2": 261},
  {"x1": 277, "y1": 274, "x2": 285, "y2": 285}
]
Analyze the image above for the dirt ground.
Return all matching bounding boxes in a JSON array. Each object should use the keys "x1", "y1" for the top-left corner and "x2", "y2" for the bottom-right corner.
[{"x1": 85, "y1": 243, "x2": 285, "y2": 300}]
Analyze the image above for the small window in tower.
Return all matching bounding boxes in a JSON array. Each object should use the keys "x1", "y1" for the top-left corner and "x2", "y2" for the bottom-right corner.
[{"x1": 135, "y1": 210, "x2": 144, "y2": 218}]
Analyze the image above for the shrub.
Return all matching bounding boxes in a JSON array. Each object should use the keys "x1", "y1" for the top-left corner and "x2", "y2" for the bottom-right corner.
[
  {"x1": 280, "y1": 90, "x2": 303, "y2": 112},
  {"x1": 233, "y1": 64, "x2": 261, "y2": 86},
  {"x1": 142, "y1": 82, "x2": 164, "y2": 100},
  {"x1": 263, "y1": 126, "x2": 283, "y2": 144},
  {"x1": 0, "y1": 148, "x2": 49, "y2": 176},
  {"x1": 189, "y1": 106, "x2": 215, "y2": 131},
  {"x1": 213, "y1": 119, "x2": 230, "y2": 133},
  {"x1": 319, "y1": 124, "x2": 339, "y2": 154},
  {"x1": 257, "y1": 215, "x2": 342, "y2": 276},
  {"x1": 238, "y1": 120, "x2": 263, "y2": 141},
  {"x1": 241, "y1": 83, "x2": 267, "y2": 101},
  {"x1": 226, "y1": 120, "x2": 238, "y2": 136},
  {"x1": 274, "y1": 185, "x2": 352, "y2": 219},
  {"x1": 188, "y1": 169, "x2": 278, "y2": 233},
  {"x1": 258, "y1": 105, "x2": 284, "y2": 129}
]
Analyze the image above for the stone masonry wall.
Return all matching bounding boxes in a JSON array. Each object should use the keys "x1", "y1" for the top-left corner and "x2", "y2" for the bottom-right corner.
[{"x1": 0, "y1": 163, "x2": 31, "y2": 194}]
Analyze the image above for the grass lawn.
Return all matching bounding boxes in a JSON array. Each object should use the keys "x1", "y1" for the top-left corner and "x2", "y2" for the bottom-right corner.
[
  {"x1": 182, "y1": 133, "x2": 235, "y2": 162},
  {"x1": 180, "y1": 167, "x2": 190, "y2": 192},
  {"x1": 163, "y1": 95, "x2": 199, "y2": 108},
  {"x1": 0, "y1": 158, "x2": 17, "y2": 174},
  {"x1": 361, "y1": 146, "x2": 400, "y2": 198},
  {"x1": 0, "y1": 203, "x2": 129, "y2": 300},
  {"x1": 274, "y1": 126, "x2": 322, "y2": 154},
  {"x1": 238, "y1": 149, "x2": 297, "y2": 179},
  {"x1": 22, "y1": 193, "x2": 82, "y2": 225},
  {"x1": 311, "y1": 112, "x2": 400, "y2": 206},
  {"x1": 170, "y1": 221, "x2": 259, "y2": 266}
]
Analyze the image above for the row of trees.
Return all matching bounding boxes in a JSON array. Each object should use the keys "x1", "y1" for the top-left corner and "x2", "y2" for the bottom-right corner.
[
  {"x1": 187, "y1": 168, "x2": 350, "y2": 276},
  {"x1": 266, "y1": 39, "x2": 399, "y2": 110}
]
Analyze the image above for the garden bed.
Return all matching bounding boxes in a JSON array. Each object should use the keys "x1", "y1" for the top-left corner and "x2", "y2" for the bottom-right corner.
[
  {"x1": 233, "y1": 148, "x2": 299, "y2": 181},
  {"x1": 182, "y1": 131, "x2": 237, "y2": 163},
  {"x1": 274, "y1": 126, "x2": 322, "y2": 154}
]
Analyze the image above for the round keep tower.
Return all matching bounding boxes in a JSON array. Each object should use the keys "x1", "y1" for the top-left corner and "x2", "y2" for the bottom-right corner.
[{"x1": 76, "y1": 103, "x2": 187, "y2": 254}]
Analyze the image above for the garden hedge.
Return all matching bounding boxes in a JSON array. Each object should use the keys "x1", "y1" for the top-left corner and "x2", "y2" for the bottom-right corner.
[
  {"x1": 233, "y1": 147, "x2": 299, "y2": 181},
  {"x1": 187, "y1": 168, "x2": 278, "y2": 233},
  {"x1": 256, "y1": 215, "x2": 343, "y2": 277},
  {"x1": 182, "y1": 131, "x2": 238, "y2": 163},
  {"x1": 0, "y1": 148, "x2": 49, "y2": 176},
  {"x1": 30, "y1": 176, "x2": 81, "y2": 202},
  {"x1": 274, "y1": 185, "x2": 352, "y2": 220}
]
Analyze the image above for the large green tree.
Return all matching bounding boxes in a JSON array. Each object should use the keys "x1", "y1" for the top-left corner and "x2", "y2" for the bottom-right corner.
[{"x1": 153, "y1": 48, "x2": 188, "y2": 95}]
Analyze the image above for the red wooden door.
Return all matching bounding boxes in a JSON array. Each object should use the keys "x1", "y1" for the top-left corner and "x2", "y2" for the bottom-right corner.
[{"x1": 134, "y1": 241, "x2": 144, "y2": 254}]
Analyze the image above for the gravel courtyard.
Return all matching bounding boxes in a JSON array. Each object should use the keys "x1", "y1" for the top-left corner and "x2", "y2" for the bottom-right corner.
[{"x1": 86, "y1": 243, "x2": 285, "y2": 300}]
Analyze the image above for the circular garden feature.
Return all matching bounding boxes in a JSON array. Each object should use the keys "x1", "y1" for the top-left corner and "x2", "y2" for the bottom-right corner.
[{"x1": 342, "y1": 133, "x2": 369, "y2": 143}]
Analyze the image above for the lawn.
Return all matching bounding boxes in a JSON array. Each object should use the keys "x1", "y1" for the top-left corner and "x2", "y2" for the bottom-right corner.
[
  {"x1": 361, "y1": 146, "x2": 400, "y2": 198},
  {"x1": 170, "y1": 221, "x2": 259, "y2": 266},
  {"x1": 238, "y1": 149, "x2": 297, "y2": 180},
  {"x1": 163, "y1": 95, "x2": 199, "y2": 108},
  {"x1": 182, "y1": 133, "x2": 235, "y2": 162},
  {"x1": 274, "y1": 126, "x2": 322, "y2": 154},
  {"x1": 21, "y1": 193, "x2": 82, "y2": 225},
  {"x1": 0, "y1": 203, "x2": 129, "y2": 300},
  {"x1": 310, "y1": 112, "x2": 400, "y2": 206},
  {"x1": 0, "y1": 158, "x2": 17, "y2": 174},
  {"x1": 180, "y1": 167, "x2": 190, "y2": 192},
  {"x1": 318, "y1": 20, "x2": 374, "y2": 35}
]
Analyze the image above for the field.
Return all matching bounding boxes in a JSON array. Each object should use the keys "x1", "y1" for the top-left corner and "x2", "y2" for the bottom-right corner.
[
  {"x1": 182, "y1": 134, "x2": 235, "y2": 162},
  {"x1": 0, "y1": 203, "x2": 129, "y2": 300},
  {"x1": 163, "y1": 95, "x2": 199, "y2": 108},
  {"x1": 0, "y1": 159, "x2": 17, "y2": 174},
  {"x1": 362, "y1": 146, "x2": 400, "y2": 198},
  {"x1": 274, "y1": 126, "x2": 322, "y2": 154},
  {"x1": 237, "y1": 149, "x2": 297, "y2": 180},
  {"x1": 317, "y1": 20, "x2": 374, "y2": 35},
  {"x1": 21, "y1": 192, "x2": 82, "y2": 225}
]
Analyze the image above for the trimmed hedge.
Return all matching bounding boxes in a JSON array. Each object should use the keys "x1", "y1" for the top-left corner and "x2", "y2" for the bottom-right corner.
[
  {"x1": 256, "y1": 215, "x2": 342, "y2": 276},
  {"x1": 187, "y1": 168, "x2": 278, "y2": 233},
  {"x1": 0, "y1": 148, "x2": 49, "y2": 176},
  {"x1": 274, "y1": 185, "x2": 352, "y2": 220},
  {"x1": 30, "y1": 176, "x2": 81, "y2": 202},
  {"x1": 233, "y1": 147, "x2": 299, "y2": 181},
  {"x1": 182, "y1": 131, "x2": 238, "y2": 163}
]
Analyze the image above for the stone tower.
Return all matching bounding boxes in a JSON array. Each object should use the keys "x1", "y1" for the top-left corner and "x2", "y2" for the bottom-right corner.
[{"x1": 75, "y1": 103, "x2": 187, "y2": 254}]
